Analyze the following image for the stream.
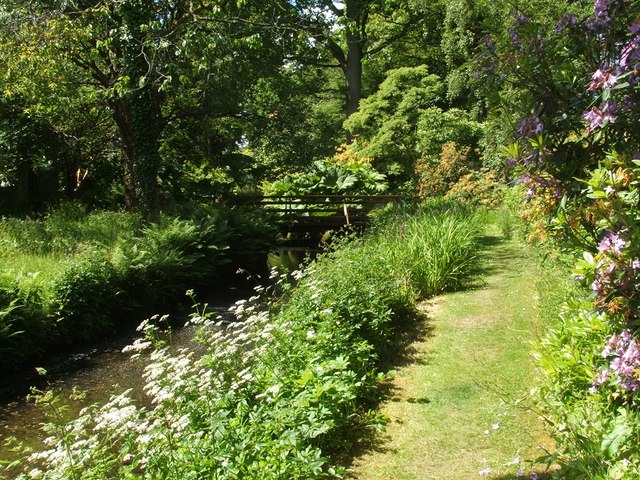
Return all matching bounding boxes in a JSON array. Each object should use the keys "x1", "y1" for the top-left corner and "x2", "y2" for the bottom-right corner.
[
  {"x1": 0, "y1": 294, "x2": 241, "y2": 465},
  {"x1": 0, "y1": 249, "x2": 310, "y2": 471}
]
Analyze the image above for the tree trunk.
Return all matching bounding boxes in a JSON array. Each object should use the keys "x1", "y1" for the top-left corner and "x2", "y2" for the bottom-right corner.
[
  {"x1": 113, "y1": 0, "x2": 162, "y2": 220},
  {"x1": 345, "y1": 0, "x2": 364, "y2": 118},
  {"x1": 111, "y1": 98, "x2": 138, "y2": 211}
]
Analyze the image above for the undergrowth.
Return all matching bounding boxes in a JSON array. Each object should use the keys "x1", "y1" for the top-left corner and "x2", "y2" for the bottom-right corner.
[
  {"x1": 0, "y1": 202, "x2": 277, "y2": 373},
  {"x1": 3, "y1": 199, "x2": 484, "y2": 479}
]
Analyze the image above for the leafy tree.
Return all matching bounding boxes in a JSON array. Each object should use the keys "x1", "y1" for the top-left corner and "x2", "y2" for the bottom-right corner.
[
  {"x1": 0, "y1": 0, "x2": 303, "y2": 215},
  {"x1": 344, "y1": 65, "x2": 483, "y2": 191},
  {"x1": 267, "y1": 0, "x2": 424, "y2": 124}
]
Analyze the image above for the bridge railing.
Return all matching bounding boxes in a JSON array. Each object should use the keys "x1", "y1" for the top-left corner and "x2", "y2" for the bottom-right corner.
[{"x1": 233, "y1": 194, "x2": 401, "y2": 233}]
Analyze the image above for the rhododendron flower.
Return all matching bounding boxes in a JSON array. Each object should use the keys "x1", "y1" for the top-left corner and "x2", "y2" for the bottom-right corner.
[
  {"x1": 584, "y1": 102, "x2": 617, "y2": 132},
  {"x1": 589, "y1": 66, "x2": 620, "y2": 90},
  {"x1": 598, "y1": 231, "x2": 626, "y2": 254},
  {"x1": 555, "y1": 13, "x2": 577, "y2": 33},
  {"x1": 596, "y1": 330, "x2": 640, "y2": 393},
  {"x1": 621, "y1": 34, "x2": 640, "y2": 67},
  {"x1": 594, "y1": 0, "x2": 611, "y2": 26},
  {"x1": 516, "y1": 116, "x2": 544, "y2": 137}
]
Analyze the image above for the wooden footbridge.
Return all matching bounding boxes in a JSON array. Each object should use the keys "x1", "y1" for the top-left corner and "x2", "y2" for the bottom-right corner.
[{"x1": 234, "y1": 194, "x2": 401, "y2": 245}]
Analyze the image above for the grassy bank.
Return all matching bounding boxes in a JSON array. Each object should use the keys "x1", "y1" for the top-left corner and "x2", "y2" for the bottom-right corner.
[
  {"x1": 0, "y1": 202, "x2": 277, "y2": 375},
  {"x1": 5, "y1": 200, "x2": 484, "y2": 479}
]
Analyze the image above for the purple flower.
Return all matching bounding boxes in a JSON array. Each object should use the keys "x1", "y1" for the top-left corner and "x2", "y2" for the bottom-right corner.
[
  {"x1": 592, "y1": 277, "x2": 604, "y2": 293},
  {"x1": 621, "y1": 34, "x2": 640, "y2": 68},
  {"x1": 604, "y1": 101, "x2": 617, "y2": 121},
  {"x1": 509, "y1": 28, "x2": 522, "y2": 49},
  {"x1": 632, "y1": 259, "x2": 640, "y2": 270},
  {"x1": 584, "y1": 102, "x2": 617, "y2": 132},
  {"x1": 516, "y1": 14, "x2": 530, "y2": 25},
  {"x1": 594, "y1": 0, "x2": 611, "y2": 27},
  {"x1": 632, "y1": 19, "x2": 640, "y2": 35},
  {"x1": 589, "y1": 66, "x2": 620, "y2": 90},
  {"x1": 598, "y1": 231, "x2": 626, "y2": 254},
  {"x1": 516, "y1": 116, "x2": 544, "y2": 137},
  {"x1": 584, "y1": 108, "x2": 604, "y2": 132},
  {"x1": 555, "y1": 13, "x2": 577, "y2": 34},
  {"x1": 600, "y1": 330, "x2": 640, "y2": 393},
  {"x1": 483, "y1": 34, "x2": 495, "y2": 53}
]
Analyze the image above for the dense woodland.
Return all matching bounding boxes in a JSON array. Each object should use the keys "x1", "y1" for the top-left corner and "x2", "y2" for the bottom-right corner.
[
  {"x1": 4, "y1": 0, "x2": 640, "y2": 478},
  {"x1": 0, "y1": 0, "x2": 511, "y2": 214}
]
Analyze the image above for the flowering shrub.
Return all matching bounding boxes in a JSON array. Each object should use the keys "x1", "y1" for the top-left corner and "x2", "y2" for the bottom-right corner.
[
  {"x1": 488, "y1": 1, "x2": 640, "y2": 477},
  {"x1": 594, "y1": 330, "x2": 640, "y2": 394}
]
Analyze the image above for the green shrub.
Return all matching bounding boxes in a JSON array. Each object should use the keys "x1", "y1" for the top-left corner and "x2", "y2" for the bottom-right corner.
[
  {"x1": 0, "y1": 274, "x2": 51, "y2": 370},
  {"x1": 51, "y1": 255, "x2": 124, "y2": 343},
  {"x1": 535, "y1": 303, "x2": 640, "y2": 478},
  {"x1": 0, "y1": 206, "x2": 277, "y2": 373}
]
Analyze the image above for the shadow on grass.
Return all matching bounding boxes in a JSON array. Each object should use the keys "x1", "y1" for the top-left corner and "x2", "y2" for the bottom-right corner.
[
  {"x1": 331, "y1": 306, "x2": 435, "y2": 466},
  {"x1": 333, "y1": 232, "x2": 547, "y2": 475},
  {"x1": 454, "y1": 234, "x2": 525, "y2": 295}
]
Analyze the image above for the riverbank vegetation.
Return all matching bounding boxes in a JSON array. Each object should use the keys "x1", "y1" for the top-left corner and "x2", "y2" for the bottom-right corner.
[
  {"x1": 3, "y1": 201, "x2": 483, "y2": 479},
  {"x1": 0, "y1": 202, "x2": 276, "y2": 375},
  {"x1": 3, "y1": 0, "x2": 640, "y2": 478}
]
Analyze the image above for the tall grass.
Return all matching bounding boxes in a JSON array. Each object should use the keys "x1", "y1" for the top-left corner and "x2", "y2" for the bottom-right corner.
[{"x1": 399, "y1": 206, "x2": 482, "y2": 296}]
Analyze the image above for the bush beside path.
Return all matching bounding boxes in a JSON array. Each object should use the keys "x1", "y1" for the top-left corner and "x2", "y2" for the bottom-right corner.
[{"x1": 349, "y1": 237, "x2": 555, "y2": 479}]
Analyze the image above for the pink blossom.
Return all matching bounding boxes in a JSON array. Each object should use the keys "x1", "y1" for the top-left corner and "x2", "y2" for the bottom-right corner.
[
  {"x1": 589, "y1": 67, "x2": 619, "y2": 90},
  {"x1": 598, "y1": 231, "x2": 626, "y2": 254}
]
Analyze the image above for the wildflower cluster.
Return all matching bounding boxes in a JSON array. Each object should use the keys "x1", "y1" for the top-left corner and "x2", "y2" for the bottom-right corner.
[{"x1": 5, "y1": 203, "x2": 482, "y2": 479}]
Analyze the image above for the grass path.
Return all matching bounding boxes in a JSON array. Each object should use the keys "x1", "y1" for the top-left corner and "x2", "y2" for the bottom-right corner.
[{"x1": 349, "y1": 237, "x2": 555, "y2": 479}]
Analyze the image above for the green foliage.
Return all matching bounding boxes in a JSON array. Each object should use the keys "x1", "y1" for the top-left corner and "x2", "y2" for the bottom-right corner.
[
  {"x1": 536, "y1": 303, "x2": 640, "y2": 479},
  {"x1": 0, "y1": 204, "x2": 277, "y2": 373},
  {"x1": 344, "y1": 66, "x2": 443, "y2": 180},
  {"x1": 6, "y1": 202, "x2": 484, "y2": 478},
  {"x1": 264, "y1": 159, "x2": 388, "y2": 196},
  {"x1": 52, "y1": 255, "x2": 123, "y2": 343},
  {"x1": 394, "y1": 202, "x2": 482, "y2": 297},
  {"x1": 0, "y1": 202, "x2": 141, "y2": 256},
  {"x1": 416, "y1": 108, "x2": 484, "y2": 163},
  {"x1": 344, "y1": 66, "x2": 483, "y2": 191}
]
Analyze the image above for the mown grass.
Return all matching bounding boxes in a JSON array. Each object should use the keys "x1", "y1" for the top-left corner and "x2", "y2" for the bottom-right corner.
[{"x1": 349, "y1": 232, "x2": 556, "y2": 479}]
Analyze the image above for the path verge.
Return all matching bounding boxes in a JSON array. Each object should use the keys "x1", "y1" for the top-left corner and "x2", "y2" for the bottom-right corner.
[{"x1": 349, "y1": 237, "x2": 554, "y2": 479}]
